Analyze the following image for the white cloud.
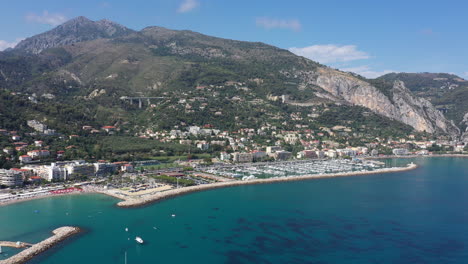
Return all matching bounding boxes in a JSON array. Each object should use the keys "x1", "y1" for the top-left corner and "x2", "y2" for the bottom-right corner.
[
  {"x1": 0, "y1": 38, "x2": 23, "y2": 51},
  {"x1": 177, "y1": 0, "x2": 199, "y2": 13},
  {"x1": 25, "y1": 11, "x2": 67, "y2": 26},
  {"x1": 340, "y1": 65, "x2": 396, "y2": 79},
  {"x1": 289, "y1": 44, "x2": 370, "y2": 64},
  {"x1": 256, "y1": 17, "x2": 301, "y2": 32}
]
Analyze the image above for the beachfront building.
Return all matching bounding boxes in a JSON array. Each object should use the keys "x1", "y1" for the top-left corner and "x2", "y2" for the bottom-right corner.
[
  {"x1": 24, "y1": 160, "x2": 97, "y2": 181},
  {"x1": 94, "y1": 162, "x2": 117, "y2": 177},
  {"x1": 121, "y1": 164, "x2": 134, "y2": 172},
  {"x1": 266, "y1": 146, "x2": 282, "y2": 153},
  {"x1": 316, "y1": 150, "x2": 325, "y2": 158},
  {"x1": 326, "y1": 150, "x2": 338, "y2": 158},
  {"x1": 337, "y1": 149, "x2": 357, "y2": 157},
  {"x1": 297, "y1": 150, "x2": 318, "y2": 159},
  {"x1": 65, "y1": 162, "x2": 95, "y2": 179},
  {"x1": 219, "y1": 152, "x2": 231, "y2": 161},
  {"x1": 392, "y1": 148, "x2": 409, "y2": 156},
  {"x1": 252, "y1": 150, "x2": 267, "y2": 161},
  {"x1": 0, "y1": 169, "x2": 23, "y2": 187},
  {"x1": 232, "y1": 152, "x2": 254, "y2": 163},
  {"x1": 274, "y1": 151, "x2": 292, "y2": 160}
]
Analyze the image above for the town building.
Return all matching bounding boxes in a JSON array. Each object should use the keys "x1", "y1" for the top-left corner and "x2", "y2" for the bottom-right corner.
[
  {"x1": 19, "y1": 155, "x2": 32, "y2": 163},
  {"x1": 392, "y1": 148, "x2": 409, "y2": 155},
  {"x1": 27, "y1": 150, "x2": 50, "y2": 159},
  {"x1": 275, "y1": 151, "x2": 292, "y2": 160},
  {"x1": 219, "y1": 152, "x2": 231, "y2": 161},
  {"x1": 0, "y1": 169, "x2": 23, "y2": 187},
  {"x1": 232, "y1": 152, "x2": 253, "y2": 163}
]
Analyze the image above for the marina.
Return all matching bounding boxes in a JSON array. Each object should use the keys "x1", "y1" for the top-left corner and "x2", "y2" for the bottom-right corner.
[{"x1": 200, "y1": 159, "x2": 386, "y2": 180}]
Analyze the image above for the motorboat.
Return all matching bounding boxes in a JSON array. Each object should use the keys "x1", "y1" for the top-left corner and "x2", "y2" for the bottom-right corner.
[{"x1": 135, "y1": 236, "x2": 144, "y2": 244}]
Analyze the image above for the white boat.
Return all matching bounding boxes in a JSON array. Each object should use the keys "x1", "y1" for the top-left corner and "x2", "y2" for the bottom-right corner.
[
  {"x1": 125, "y1": 227, "x2": 128, "y2": 232},
  {"x1": 0, "y1": 245, "x2": 2, "y2": 254},
  {"x1": 135, "y1": 236, "x2": 144, "y2": 244}
]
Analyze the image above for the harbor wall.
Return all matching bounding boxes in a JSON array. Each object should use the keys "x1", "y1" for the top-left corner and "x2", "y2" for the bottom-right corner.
[{"x1": 0, "y1": 226, "x2": 81, "y2": 264}]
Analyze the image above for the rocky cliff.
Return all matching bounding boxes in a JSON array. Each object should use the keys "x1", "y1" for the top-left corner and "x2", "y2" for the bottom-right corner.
[{"x1": 305, "y1": 68, "x2": 460, "y2": 136}]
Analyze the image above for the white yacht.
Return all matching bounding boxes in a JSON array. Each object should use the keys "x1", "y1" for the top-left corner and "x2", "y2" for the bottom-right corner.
[{"x1": 135, "y1": 236, "x2": 144, "y2": 244}]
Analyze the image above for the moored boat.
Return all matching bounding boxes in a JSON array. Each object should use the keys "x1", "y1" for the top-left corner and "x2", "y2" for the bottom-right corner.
[{"x1": 135, "y1": 236, "x2": 144, "y2": 244}]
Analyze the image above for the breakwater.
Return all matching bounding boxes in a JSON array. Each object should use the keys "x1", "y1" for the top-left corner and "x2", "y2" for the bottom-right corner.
[
  {"x1": 0, "y1": 226, "x2": 81, "y2": 264},
  {"x1": 116, "y1": 163, "x2": 418, "y2": 208}
]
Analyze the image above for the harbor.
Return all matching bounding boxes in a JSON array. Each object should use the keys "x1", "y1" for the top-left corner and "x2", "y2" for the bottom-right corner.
[
  {"x1": 116, "y1": 162, "x2": 418, "y2": 208},
  {"x1": 200, "y1": 159, "x2": 386, "y2": 180}
]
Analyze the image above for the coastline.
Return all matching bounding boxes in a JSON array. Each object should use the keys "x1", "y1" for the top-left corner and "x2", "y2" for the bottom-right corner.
[
  {"x1": 0, "y1": 190, "x2": 86, "y2": 208},
  {"x1": 0, "y1": 162, "x2": 422, "y2": 208},
  {"x1": 115, "y1": 163, "x2": 418, "y2": 208},
  {"x1": 3, "y1": 153, "x2": 466, "y2": 208},
  {"x1": 0, "y1": 226, "x2": 81, "y2": 264},
  {"x1": 365, "y1": 153, "x2": 468, "y2": 159}
]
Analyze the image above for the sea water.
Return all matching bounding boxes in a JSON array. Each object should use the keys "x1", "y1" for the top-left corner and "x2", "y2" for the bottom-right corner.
[{"x1": 0, "y1": 157, "x2": 467, "y2": 263}]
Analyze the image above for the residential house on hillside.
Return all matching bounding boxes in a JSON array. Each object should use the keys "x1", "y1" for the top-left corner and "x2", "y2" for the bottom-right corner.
[{"x1": 27, "y1": 150, "x2": 50, "y2": 159}]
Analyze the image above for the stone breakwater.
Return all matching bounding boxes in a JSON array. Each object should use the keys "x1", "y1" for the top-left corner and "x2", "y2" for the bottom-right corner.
[
  {"x1": 116, "y1": 164, "x2": 418, "y2": 208},
  {"x1": 0, "y1": 226, "x2": 81, "y2": 264}
]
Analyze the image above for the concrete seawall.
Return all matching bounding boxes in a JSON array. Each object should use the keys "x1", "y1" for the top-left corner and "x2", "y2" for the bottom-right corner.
[
  {"x1": 0, "y1": 226, "x2": 81, "y2": 264},
  {"x1": 116, "y1": 163, "x2": 418, "y2": 208}
]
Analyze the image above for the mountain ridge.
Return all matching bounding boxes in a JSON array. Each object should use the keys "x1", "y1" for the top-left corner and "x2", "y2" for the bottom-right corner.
[{"x1": 0, "y1": 16, "x2": 465, "y2": 139}]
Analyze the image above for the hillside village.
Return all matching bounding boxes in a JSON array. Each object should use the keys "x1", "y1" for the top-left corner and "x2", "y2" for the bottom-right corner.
[{"x1": 1, "y1": 97, "x2": 466, "y2": 189}]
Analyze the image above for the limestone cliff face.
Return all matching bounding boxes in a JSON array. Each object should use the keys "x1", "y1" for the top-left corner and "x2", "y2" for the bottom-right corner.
[
  {"x1": 309, "y1": 68, "x2": 460, "y2": 136},
  {"x1": 461, "y1": 113, "x2": 468, "y2": 142}
]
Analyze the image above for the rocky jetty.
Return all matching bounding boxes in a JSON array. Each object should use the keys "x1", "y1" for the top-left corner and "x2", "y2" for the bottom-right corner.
[{"x1": 0, "y1": 226, "x2": 81, "y2": 264}]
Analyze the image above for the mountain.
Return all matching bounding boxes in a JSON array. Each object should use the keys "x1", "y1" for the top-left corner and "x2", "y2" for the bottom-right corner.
[
  {"x1": 14, "y1": 16, "x2": 134, "y2": 54},
  {"x1": 0, "y1": 17, "x2": 464, "y2": 139},
  {"x1": 379, "y1": 73, "x2": 468, "y2": 132}
]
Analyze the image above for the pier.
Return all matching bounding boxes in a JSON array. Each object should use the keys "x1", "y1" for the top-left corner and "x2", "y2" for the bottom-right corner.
[{"x1": 0, "y1": 241, "x2": 32, "y2": 249}]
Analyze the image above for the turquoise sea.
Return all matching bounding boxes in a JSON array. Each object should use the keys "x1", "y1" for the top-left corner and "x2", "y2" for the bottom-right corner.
[{"x1": 1, "y1": 157, "x2": 468, "y2": 263}]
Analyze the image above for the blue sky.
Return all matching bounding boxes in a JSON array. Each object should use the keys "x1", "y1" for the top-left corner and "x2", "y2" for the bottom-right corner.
[{"x1": 0, "y1": 0, "x2": 467, "y2": 78}]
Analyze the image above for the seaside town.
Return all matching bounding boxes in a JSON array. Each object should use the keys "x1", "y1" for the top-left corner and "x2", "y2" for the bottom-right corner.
[
  {"x1": 1, "y1": 2, "x2": 468, "y2": 263},
  {"x1": 0, "y1": 116, "x2": 466, "y2": 206}
]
